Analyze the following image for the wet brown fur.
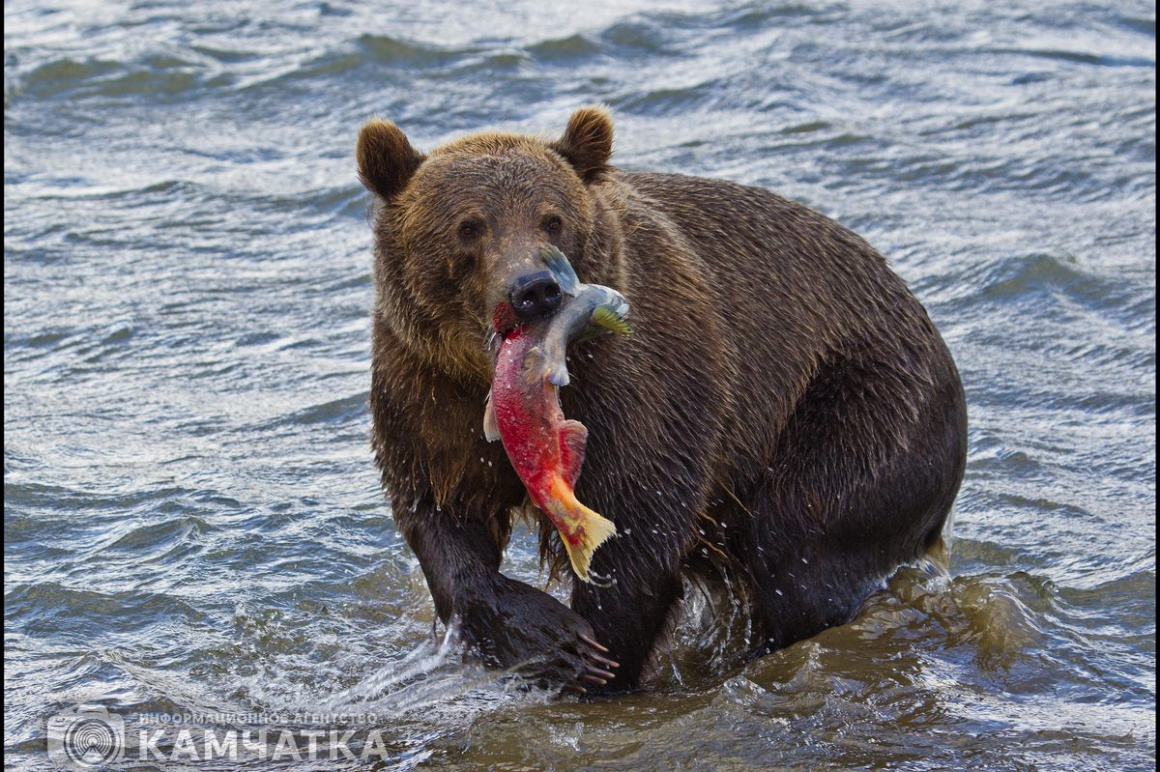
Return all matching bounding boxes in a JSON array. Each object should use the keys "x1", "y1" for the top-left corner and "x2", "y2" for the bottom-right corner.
[{"x1": 358, "y1": 106, "x2": 967, "y2": 692}]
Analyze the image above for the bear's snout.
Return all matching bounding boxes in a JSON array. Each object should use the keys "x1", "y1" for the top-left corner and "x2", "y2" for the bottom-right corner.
[{"x1": 508, "y1": 271, "x2": 563, "y2": 322}]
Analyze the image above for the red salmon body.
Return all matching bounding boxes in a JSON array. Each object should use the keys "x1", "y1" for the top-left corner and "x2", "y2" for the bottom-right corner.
[
  {"x1": 488, "y1": 326, "x2": 616, "y2": 583},
  {"x1": 491, "y1": 328, "x2": 561, "y2": 494}
]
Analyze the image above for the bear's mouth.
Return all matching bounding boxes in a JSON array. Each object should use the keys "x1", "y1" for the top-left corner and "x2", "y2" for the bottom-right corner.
[
  {"x1": 484, "y1": 303, "x2": 514, "y2": 371},
  {"x1": 490, "y1": 302, "x2": 513, "y2": 332},
  {"x1": 489, "y1": 302, "x2": 521, "y2": 338}
]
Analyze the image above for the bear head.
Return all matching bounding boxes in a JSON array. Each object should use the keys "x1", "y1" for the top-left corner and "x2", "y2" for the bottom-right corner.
[{"x1": 357, "y1": 106, "x2": 625, "y2": 381}]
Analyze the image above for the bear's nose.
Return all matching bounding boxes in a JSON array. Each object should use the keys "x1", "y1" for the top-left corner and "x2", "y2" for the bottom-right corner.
[{"x1": 509, "y1": 271, "x2": 563, "y2": 321}]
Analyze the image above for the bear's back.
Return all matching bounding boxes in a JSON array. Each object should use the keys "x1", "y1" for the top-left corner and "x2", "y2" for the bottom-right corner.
[{"x1": 611, "y1": 170, "x2": 959, "y2": 485}]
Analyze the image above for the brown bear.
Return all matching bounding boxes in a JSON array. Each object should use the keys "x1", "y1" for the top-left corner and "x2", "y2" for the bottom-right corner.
[{"x1": 356, "y1": 106, "x2": 967, "y2": 694}]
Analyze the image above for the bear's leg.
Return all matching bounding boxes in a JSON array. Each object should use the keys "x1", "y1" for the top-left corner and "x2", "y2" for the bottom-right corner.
[
  {"x1": 569, "y1": 533, "x2": 687, "y2": 694},
  {"x1": 396, "y1": 501, "x2": 619, "y2": 690},
  {"x1": 731, "y1": 361, "x2": 966, "y2": 653}
]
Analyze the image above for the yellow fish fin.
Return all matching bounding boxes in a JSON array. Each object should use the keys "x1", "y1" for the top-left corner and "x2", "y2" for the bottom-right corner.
[{"x1": 591, "y1": 306, "x2": 632, "y2": 336}]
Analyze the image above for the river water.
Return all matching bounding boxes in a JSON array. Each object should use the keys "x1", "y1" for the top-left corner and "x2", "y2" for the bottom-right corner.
[{"x1": 4, "y1": 1, "x2": 1155, "y2": 770}]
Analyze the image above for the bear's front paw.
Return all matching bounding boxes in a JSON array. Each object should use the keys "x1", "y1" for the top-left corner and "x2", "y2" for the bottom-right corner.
[{"x1": 456, "y1": 575, "x2": 618, "y2": 694}]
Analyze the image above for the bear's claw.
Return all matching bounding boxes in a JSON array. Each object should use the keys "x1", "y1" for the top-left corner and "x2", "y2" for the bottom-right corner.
[{"x1": 579, "y1": 633, "x2": 610, "y2": 654}]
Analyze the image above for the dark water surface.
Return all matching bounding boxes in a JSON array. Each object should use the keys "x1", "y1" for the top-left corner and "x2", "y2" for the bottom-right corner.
[{"x1": 4, "y1": 1, "x2": 1155, "y2": 770}]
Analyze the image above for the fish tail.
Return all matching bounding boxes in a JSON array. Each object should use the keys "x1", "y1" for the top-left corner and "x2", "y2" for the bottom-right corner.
[
  {"x1": 546, "y1": 480, "x2": 617, "y2": 584},
  {"x1": 564, "y1": 504, "x2": 617, "y2": 585},
  {"x1": 540, "y1": 245, "x2": 581, "y2": 295}
]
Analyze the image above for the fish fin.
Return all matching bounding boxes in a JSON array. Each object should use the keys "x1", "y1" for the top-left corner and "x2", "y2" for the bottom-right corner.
[
  {"x1": 591, "y1": 305, "x2": 632, "y2": 336},
  {"x1": 482, "y1": 392, "x2": 500, "y2": 442},
  {"x1": 540, "y1": 245, "x2": 581, "y2": 296},
  {"x1": 575, "y1": 327, "x2": 607, "y2": 344},
  {"x1": 546, "y1": 368, "x2": 570, "y2": 387},
  {"x1": 559, "y1": 419, "x2": 588, "y2": 488},
  {"x1": 543, "y1": 344, "x2": 570, "y2": 387},
  {"x1": 563, "y1": 507, "x2": 617, "y2": 585},
  {"x1": 545, "y1": 362, "x2": 570, "y2": 388},
  {"x1": 522, "y1": 346, "x2": 547, "y2": 385}
]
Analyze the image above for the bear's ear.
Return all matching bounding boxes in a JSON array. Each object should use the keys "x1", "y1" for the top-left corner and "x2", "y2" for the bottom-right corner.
[
  {"x1": 550, "y1": 105, "x2": 614, "y2": 184},
  {"x1": 357, "y1": 119, "x2": 425, "y2": 201}
]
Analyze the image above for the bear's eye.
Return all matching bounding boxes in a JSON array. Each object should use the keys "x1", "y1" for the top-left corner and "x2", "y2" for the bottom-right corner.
[
  {"x1": 543, "y1": 215, "x2": 563, "y2": 234},
  {"x1": 458, "y1": 220, "x2": 483, "y2": 240}
]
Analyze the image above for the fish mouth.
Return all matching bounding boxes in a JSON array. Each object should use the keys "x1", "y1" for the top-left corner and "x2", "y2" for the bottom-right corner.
[
  {"x1": 490, "y1": 301, "x2": 520, "y2": 337},
  {"x1": 483, "y1": 303, "x2": 516, "y2": 372}
]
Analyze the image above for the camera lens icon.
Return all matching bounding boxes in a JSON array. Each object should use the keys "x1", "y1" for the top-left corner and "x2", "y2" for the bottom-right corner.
[{"x1": 47, "y1": 706, "x2": 125, "y2": 769}]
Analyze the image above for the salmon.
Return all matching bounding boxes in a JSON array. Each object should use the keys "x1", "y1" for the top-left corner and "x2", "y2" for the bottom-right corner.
[
  {"x1": 484, "y1": 247, "x2": 630, "y2": 584},
  {"x1": 536, "y1": 245, "x2": 631, "y2": 387}
]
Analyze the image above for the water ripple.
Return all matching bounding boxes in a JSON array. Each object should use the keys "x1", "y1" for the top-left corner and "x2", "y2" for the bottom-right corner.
[{"x1": 4, "y1": 0, "x2": 1155, "y2": 769}]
